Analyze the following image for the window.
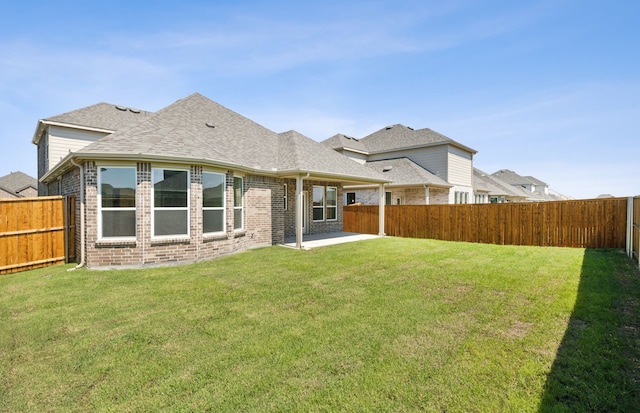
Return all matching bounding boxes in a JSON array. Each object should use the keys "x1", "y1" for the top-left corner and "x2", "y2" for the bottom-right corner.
[
  {"x1": 326, "y1": 187, "x2": 337, "y2": 221},
  {"x1": 346, "y1": 192, "x2": 356, "y2": 205},
  {"x1": 312, "y1": 186, "x2": 325, "y2": 221},
  {"x1": 385, "y1": 191, "x2": 392, "y2": 205},
  {"x1": 233, "y1": 176, "x2": 243, "y2": 230},
  {"x1": 455, "y1": 191, "x2": 469, "y2": 204},
  {"x1": 203, "y1": 171, "x2": 225, "y2": 234},
  {"x1": 153, "y1": 168, "x2": 189, "y2": 237},
  {"x1": 283, "y1": 184, "x2": 288, "y2": 210},
  {"x1": 98, "y1": 166, "x2": 136, "y2": 239}
]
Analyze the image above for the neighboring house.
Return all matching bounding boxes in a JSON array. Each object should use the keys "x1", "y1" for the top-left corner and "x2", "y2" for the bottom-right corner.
[
  {"x1": 323, "y1": 124, "x2": 477, "y2": 205},
  {"x1": 0, "y1": 171, "x2": 38, "y2": 198},
  {"x1": 33, "y1": 93, "x2": 388, "y2": 269},
  {"x1": 473, "y1": 168, "x2": 532, "y2": 203},
  {"x1": 490, "y1": 169, "x2": 561, "y2": 201}
]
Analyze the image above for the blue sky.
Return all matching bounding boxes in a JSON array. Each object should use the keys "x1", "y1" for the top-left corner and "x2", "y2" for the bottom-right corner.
[{"x1": 1, "y1": 0, "x2": 638, "y2": 199}]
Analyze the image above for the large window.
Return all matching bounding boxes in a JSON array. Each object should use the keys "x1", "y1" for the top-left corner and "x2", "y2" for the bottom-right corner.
[
  {"x1": 153, "y1": 168, "x2": 189, "y2": 237},
  {"x1": 203, "y1": 172, "x2": 225, "y2": 234},
  {"x1": 233, "y1": 176, "x2": 243, "y2": 230},
  {"x1": 326, "y1": 187, "x2": 337, "y2": 221},
  {"x1": 98, "y1": 166, "x2": 136, "y2": 239},
  {"x1": 312, "y1": 186, "x2": 324, "y2": 221}
]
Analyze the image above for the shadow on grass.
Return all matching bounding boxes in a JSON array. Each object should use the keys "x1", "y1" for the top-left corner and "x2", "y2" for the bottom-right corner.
[{"x1": 538, "y1": 249, "x2": 640, "y2": 412}]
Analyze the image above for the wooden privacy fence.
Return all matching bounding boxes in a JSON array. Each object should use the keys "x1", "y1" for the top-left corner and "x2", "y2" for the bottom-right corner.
[
  {"x1": 0, "y1": 196, "x2": 75, "y2": 274},
  {"x1": 344, "y1": 198, "x2": 629, "y2": 249}
]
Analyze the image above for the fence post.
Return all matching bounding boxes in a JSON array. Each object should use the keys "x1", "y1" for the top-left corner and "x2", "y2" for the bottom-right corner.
[{"x1": 627, "y1": 197, "x2": 633, "y2": 259}]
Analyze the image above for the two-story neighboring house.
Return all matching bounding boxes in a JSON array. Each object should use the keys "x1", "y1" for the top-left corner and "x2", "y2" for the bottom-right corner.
[
  {"x1": 322, "y1": 124, "x2": 477, "y2": 205},
  {"x1": 490, "y1": 169, "x2": 560, "y2": 201}
]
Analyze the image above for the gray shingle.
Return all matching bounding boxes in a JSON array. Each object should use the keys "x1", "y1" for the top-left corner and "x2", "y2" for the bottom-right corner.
[
  {"x1": 0, "y1": 171, "x2": 37, "y2": 195},
  {"x1": 44, "y1": 102, "x2": 153, "y2": 133},
  {"x1": 358, "y1": 124, "x2": 477, "y2": 154},
  {"x1": 70, "y1": 94, "x2": 387, "y2": 183},
  {"x1": 365, "y1": 158, "x2": 451, "y2": 187},
  {"x1": 278, "y1": 130, "x2": 388, "y2": 182}
]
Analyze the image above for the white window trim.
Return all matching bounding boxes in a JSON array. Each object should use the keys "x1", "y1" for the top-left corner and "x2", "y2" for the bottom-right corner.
[
  {"x1": 312, "y1": 185, "x2": 325, "y2": 222},
  {"x1": 151, "y1": 167, "x2": 190, "y2": 239},
  {"x1": 97, "y1": 165, "x2": 137, "y2": 241},
  {"x1": 202, "y1": 170, "x2": 226, "y2": 236},
  {"x1": 233, "y1": 175, "x2": 244, "y2": 231},
  {"x1": 326, "y1": 186, "x2": 338, "y2": 221}
]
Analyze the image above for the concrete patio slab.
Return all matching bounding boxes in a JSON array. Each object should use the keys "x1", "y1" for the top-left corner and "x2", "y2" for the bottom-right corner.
[{"x1": 282, "y1": 232, "x2": 381, "y2": 250}]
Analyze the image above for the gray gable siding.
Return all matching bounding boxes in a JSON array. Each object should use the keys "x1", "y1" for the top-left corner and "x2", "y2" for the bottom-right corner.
[
  {"x1": 48, "y1": 125, "x2": 109, "y2": 171},
  {"x1": 367, "y1": 145, "x2": 449, "y2": 181},
  {"x1": 447, "y1": 146, "x2": 473, "y2": 186}
]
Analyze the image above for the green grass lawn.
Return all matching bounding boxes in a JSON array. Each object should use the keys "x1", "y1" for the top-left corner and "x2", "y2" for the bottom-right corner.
[{"x1": 1, "y1": 237, "x2": 639, "y2": 412}]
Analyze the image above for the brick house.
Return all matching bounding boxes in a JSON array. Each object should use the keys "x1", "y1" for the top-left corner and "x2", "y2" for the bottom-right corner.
[{"x1": 33, "y1": 93, "x2": 387, "y2": 268}]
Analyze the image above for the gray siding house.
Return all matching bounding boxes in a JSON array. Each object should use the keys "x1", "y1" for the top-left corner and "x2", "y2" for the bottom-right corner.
[
  {"x1": 33, "y1": 93, "x2": 387, "y2": 268},
  {"x1": 323, "y1": 125, "x2": 477, "y2": 205}
]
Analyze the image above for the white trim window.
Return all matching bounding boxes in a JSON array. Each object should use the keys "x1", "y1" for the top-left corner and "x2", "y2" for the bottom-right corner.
[
  {"x1": 326, "y1": 186, "x2": 337, "y2": 221},
  {"x1": 203, "y1": 171, "x2": 226, "y2": 234},
  {"x1": 312, "y1": 185, "x2": 325, "y2": 221},
  {"x1": 152, "y1": 168, "x2": 190, "y2": 237},
  {"x1": 98, "y1": 166, "x2": 136, "y2": 239},
  {"x1": 233, "y1": 176, "x2": 243, "y2": 230}
]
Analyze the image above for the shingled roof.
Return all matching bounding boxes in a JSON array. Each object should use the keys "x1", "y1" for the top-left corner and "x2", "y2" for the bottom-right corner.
[
  {"x1": 364, "y1": 158, "x2": 451, "y2": 187},
  {"x1": 0, "y1": 171, "x2": 37, "y2": 196},
  {"x1": 33, "y1": 102, "x2": 153, "y2": 144},
  {"x1": 44, "y1": 93, "x2": 388, "y2": 184}
]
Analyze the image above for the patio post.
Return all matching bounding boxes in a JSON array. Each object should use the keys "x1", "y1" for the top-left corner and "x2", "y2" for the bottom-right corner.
[
  {"x1": 295, "y1": 174, "x2": 305, "y2": 249},
  {"x1": 378, "y1": 183, "x2": 385, "y2": 236}
]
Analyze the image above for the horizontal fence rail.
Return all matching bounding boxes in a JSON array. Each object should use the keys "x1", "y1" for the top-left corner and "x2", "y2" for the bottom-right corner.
[
  {"x1": 344, "y1": 198, "x2": 629, "y2": 249},
  {"x1": 0, "y1": 196, "x2": 73, "y2": 274}
]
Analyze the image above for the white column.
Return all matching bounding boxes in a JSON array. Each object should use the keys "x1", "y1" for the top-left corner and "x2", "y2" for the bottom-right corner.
[
  {"x1": 378, "y1": 183, "x2": 385, "y2": 236},
  {"x1": 296, "y1": 175, "x2": 304, "y2": 249}
]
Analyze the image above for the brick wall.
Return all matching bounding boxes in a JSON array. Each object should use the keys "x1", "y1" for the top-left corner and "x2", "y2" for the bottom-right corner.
[
  {"x1": 79, "y1": 163, "x2": 287, "y2": 268},
  {"x1": 283, "y1": 179, "x2": 344, "y2": 237}
]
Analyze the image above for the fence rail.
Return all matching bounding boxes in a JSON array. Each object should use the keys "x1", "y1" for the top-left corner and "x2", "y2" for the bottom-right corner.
[
  {"x1": 344, "y1": 198, "x2": 629, "y2": 249},
  {"x1": 0, "y1": 196, "x2": 75, "y2": 274}
]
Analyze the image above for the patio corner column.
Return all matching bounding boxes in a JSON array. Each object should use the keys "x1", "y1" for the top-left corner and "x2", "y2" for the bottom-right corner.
[
  {"x1": 295, "y1": 174, "x2": 304, "y2": 249},
  {"x1": 378, "y1": 183, "x2": 385, "y2": 236}
]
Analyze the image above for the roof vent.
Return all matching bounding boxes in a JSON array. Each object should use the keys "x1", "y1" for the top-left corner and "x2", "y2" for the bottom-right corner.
[
  {"x1": 407, "y1": 126, "x2": 414, "y2": 130},
  {"x1": 115, "y1": 105, "x2": 127, "y2": 111},
  {"x1": 385, "y1": 126, "x2": 393, "y2": 130},
  {"x1": 205, "y1": 122, "x2": 216, "y2": 128},
  {"x1": 128, "y1": 108, "x2": 141, "y2": 114},
  {"x1": 382, "y1": 165, "x2": 393, "y2": 172}
]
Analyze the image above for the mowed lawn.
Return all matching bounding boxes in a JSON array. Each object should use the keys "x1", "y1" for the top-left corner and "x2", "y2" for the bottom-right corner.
[{"x1": 1, "y1": 238, "x2": 639, "y2": 412}]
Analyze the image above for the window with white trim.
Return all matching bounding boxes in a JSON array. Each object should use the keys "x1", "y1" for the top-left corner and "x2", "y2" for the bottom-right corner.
[
  {"x1": 203, "y1": 171, "x2": 225, "y2": 234},
  {"x1": 326, "y1": 187, "x2": 337, "y2": 221},
  {"x1": 233, "y1": 176, "x2": 243, "y2": 230},
  {"x1": 312, "y1": 186, "x2": 325, "y2": 221},
  {"x1": 98, "y1": 166, "x2": 136, "y2": 239},
  {"x1": 153, "y1": 168, "x2": 189, "y2": 237}
]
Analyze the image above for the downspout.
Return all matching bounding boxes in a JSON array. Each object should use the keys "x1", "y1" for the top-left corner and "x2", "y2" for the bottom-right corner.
[
  {"x1": 378, "y1": 183, "x2": 385, "y2": 236},
  {"x1": 68, "y1": 158, "x2": 85, "y2": 270}
]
